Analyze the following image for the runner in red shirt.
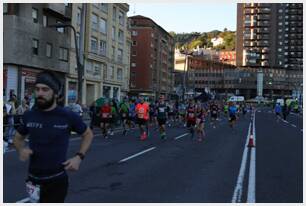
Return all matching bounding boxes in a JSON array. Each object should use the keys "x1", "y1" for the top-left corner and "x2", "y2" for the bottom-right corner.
[
  {"x1": 100, "y1": 101, "x2": 112, "y2": 138},
  {"x1": 185, "y1": 99, "x2": 197, "y2": 139},
  {"x1": 135, "y1": 97, "x2": 150, "y2": 140}
]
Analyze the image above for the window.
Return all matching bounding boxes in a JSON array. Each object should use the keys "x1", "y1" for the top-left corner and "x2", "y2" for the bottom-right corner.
[
  {"x1": 101, "y1": 3, "x2": 108, "y2": 13},
  {"x1": 77, "y1": 8, "x2": 81, "y2": 25},
  {"x1": 91, "y1": 13, "x2": 98, "y2": 31},
  {"x1": 99, "y1": 40, "x2": 107, "y2": 56},
  {"x1": 132, "y1": 41, "x2": 137, "y2": 46},
  {"x1": 117, "y1": 68, "x2": 123, "y2": 80},
  {"x1": 91, "y1": 37, "x2": 98, "y2": 53},
  {"x1": 3, "y1": 3, "x2": 8, "y2": 14},
  {"x1": 59, "y1": 47, "x2": 68, "y2": 61},
  {"x1": 93, "y1": 3, "x2": 99, "y2": 8},
  {"x1": 132, "y1": 30, "x2": 138, "y2": 36},
  {"x1": 111, "y1": 46, "x2": 115, "y2": 59},
  {"x1": 56, "y1": 21, "x2": 64, "y2": 33},
  {"x1": 118, "y1": 29, "x2": 124, "y2": 43},
  {"x1": 110, "y1": 66, "x2": 114, "y2": 79},
  {"x1": 46, "y1": 43, "x2": 52, "y2": 57},
  {"x1": 119, "y1": 10, "x2": 124, "y2": 25},
  {"x1": 43, "y1": 15, "x2": 48, "y2": 27},
  {"x1": 32, "y1": 39, "x2": 39, "y2": 55},
  {"x1": 32, "y1": 8, "x2": 38, "y2": 23},
  {"x1": 118, "y1": 49, "x2": 123, "y2": 62},
  {"x1": 112, "y1": 7, "x2": 116, "y2": 21},
  {"x1": 132, "y1": 50, "x2": 137, "y2": 56},
  {"x1": 112, "y1": 26, "x2": 115, "y2": 40},
  {"x1": 102, "y1": 63, "x2": 107, "y2": 79},
  {"x1": 131, "y1": 63, "x2": 136, "y2": 67},
  {"x1": 99, "y1": 18, "x2": 107, "y2": 34},
  {"x1": 76, "y1": 32, "x2": 80, "y2": 49}
]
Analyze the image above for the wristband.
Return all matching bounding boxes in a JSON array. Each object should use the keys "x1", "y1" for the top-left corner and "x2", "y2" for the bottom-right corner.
[{"x1": 75, "y1": 152, "x2": 85, "y2": 160}]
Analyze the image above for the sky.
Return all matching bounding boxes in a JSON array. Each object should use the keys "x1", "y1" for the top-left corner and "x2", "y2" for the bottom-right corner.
[{"x1": 127, "y1": 3, "x2": 237, "y2": 33}]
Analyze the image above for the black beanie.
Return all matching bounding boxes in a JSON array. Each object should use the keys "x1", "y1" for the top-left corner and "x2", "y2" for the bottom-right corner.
[{"x1": 35, "y1": 71, "x2": 61, "y2": 94}]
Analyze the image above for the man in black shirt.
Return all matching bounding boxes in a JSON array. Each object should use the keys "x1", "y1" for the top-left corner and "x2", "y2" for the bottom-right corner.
[{"x1": 13, "y1": 71, "x2": 94, "y2": 203}]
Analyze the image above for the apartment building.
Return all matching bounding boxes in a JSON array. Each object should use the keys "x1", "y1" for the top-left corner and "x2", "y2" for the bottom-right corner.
[
  {"x1": 67, "y1": 3, "x2": 130, "y2": 105},
  {"x1": 3, "y1": 3, "x2": 72, "y2": 102},
  {"x1": 236, "y1": 3, "x2": 303, "y2": 70},
  {"x1": 128, "y1": 15, "x2": 175, "y2": 100}
]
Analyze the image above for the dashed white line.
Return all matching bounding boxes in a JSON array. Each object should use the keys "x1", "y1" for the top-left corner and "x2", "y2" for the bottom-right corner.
[
  {"x1": 118, "y1": 147, "x2": 156, "y2": 163},
  {"x1": 291, "y1": 124, "x2": 297, "y2": 128},
  {"x1": 283, "y1": 120, "x2": 289, "y2": 123},
  {"x1": 16, "y1": 197, "x2": 30, "y2": 203},
  {"x1": 174, "y1": 133, "x2": 189, "y2": 140}
]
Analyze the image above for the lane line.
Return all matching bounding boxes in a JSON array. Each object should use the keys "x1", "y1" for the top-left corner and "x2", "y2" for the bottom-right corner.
[
  {"x1": 118, "y1": 147, "x2": 156, "y2": 163},
  {"x1": 247, "y1": 112, "x2": 256, "y2": 203},
  {"x1": 291, "y1": 124, "x2": 297, "y2": 128},
  {"x1": 174, "y1": 133, "x2": 189, "y2": 140},
  {"x1": 16, "y1": 197, "x2": 30, "y2": 203},
  {"x1": 232, "y1": 123, "x2": 251, "y2": 203}
]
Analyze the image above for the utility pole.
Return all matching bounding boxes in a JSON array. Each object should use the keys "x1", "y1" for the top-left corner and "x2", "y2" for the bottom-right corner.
[{"x1": 78, "y1": 3, "x2": 86, "y2": 104}]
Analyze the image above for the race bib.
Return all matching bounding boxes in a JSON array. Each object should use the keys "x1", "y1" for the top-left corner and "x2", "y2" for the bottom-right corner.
[
  {"x1": 26, "y1": 181, "x2": 40, "y2": 203},
  {"x1": 102, "y1": 113, "x2": 108, "y2": 118},
  {"x1": 188, "y1": 113, "x2": 194, "y2": 118},
  {"x1": 138, "y1": 108, "x2": 145, "y2": 118}
]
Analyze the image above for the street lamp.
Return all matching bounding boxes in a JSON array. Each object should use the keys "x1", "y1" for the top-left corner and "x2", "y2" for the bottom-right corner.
[{"x1": 48, "y1": 23, "x2": 84, "y2": 103}]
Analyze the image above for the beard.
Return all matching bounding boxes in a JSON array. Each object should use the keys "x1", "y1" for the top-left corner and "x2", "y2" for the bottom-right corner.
[{"x1": 35, "y1": 95, "x2": 55, "y2": 110}]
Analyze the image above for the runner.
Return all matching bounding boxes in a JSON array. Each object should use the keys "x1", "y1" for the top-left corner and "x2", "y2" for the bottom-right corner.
[
  {"x1": 186, "y1": 99, "x2": 197, "y2": 139},
  {"x1": 228, "y1": 101, "x2": 238, "y2": 129},
  {"x1": 128, "y1": 99, "x2": 137, "y2": 128},
  {"x1": 119, "y1": 97, "x2": 130, "y2": 135},
  {"x1": 100, "y1": 101, "x2": 112, "y2": 138},
  {"x1": 167, "y1": 101, "x2": 175, "y2": 127},
  {"x1": 195, "y1": 103, "x2": 206, "y2": 142},
  {"x1": 156, "y1": 95, "x2": 168, "y2": 139},
  {"x1": 210, "y1": 101, "x2": 219, "y2": 129},
  {"x1": 178, "y1": 101, "x2": 186, "y2": 127},
  {"x1": 274, "y1": 102, "x2": 282, "y2": 122},
  {"x1": 135, "y1": 97, "x2": 150, "y2": 140}
]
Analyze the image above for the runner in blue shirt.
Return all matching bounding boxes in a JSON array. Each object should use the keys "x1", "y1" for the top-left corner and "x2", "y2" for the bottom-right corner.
[{"x1": 228, "y1": 101, "x2": 238, "y2": 129}]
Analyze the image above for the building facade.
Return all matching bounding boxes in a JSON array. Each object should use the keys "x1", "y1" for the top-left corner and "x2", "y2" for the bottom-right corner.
[
  {"x1": 128, "y1": 15, "x2": 175, "y2": 100},
  {"x1": 67, "y1": 3, "x2": 130, "y2": 105},
  {"x1": 236, "y1": 3, "x2": 303, "y2": 70},
  {"x1": 219, "y1": 51, "x2": 236, "y2": 65},
  {"x1": 3, "y1": 3, "x2": 72, "y2": 103}
]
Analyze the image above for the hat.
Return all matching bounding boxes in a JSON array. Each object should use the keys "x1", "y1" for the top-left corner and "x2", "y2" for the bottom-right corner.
[{"x1": 35, "y1": 71, "x2": 61, "y2": 94}]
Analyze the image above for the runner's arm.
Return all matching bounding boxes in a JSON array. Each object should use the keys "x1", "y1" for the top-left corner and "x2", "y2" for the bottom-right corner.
[{"x1": 77, "y1": 127, "x2": 94, "y2": 156}]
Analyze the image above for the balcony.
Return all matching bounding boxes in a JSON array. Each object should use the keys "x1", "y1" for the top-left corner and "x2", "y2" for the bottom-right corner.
[
  {"x1": 261, "y1": 48, "x2": 269, "y2": 53},
  {"x1": 256, "y1": 28, "x2": 269, "y2": 34},
  {"x1": 257, "y1": 15, "x2": 270, "y2": 20},
  {"x1": 257, "y1": 22, "x2": 270, "y2": 27},
  {"x1": 257, "y1": 34, "x2": 269, "y2": 40},
  {"x1": 261, "y1": 61, "x2": 269, "y2": 67},
  {"x1": 43, "y1": 3, "x2": 72, "y2": 20},
  {"x1": 261, "y1": 54, "x2": 269, "y2": 60},
  {"x1": 257, "y1": 8, "x2": 271, "y2": 14}
]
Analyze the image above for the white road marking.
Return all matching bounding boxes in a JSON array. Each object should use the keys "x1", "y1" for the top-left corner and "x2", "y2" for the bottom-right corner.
[
  {"x1": 118, "y1": 147, "x2": 156, "y2": 163},
  {"x1": 232, "y1": 123, "x2": 251, "y2": 203},
  {"x1": 247, "y1": 113, "x2": 256, "y2": 203},
  {"x1": 291, "y1": 124, "x2": 297, "y2": 128},
  {"x1": 174, "y1": 133, "x2": 189, "y2": 140},
  {"x1": 16, "y1": 197, "x2": 30, "y2": 203},
  {"x1": 283, "y1": 120, "x2": 289, "y2": 123}
]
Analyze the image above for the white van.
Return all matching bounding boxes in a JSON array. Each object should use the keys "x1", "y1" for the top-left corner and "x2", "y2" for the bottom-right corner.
[{"x1": 227, "y1": 96, "x2": 245, "y2": 102}]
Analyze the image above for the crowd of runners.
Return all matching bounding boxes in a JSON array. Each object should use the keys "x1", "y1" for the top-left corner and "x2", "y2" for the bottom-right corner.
[{"x1": 96, "y1": 95, "x2": 251, "y2": 142}]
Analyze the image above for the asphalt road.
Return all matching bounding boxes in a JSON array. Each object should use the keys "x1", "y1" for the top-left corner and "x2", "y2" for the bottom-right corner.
[{"x1": 3, "y1": 108, "x2": 303, "y2": 203}]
